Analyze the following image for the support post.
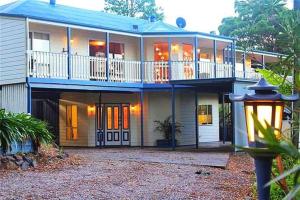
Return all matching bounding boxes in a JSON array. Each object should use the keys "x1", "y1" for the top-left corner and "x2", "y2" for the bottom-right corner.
[
  {"x1": 105, "y1": 32, "x2": 110, "y2": 81},
  {"x1": 140, "y1": 37, "x2": 144, "y2": 83},
  {"x1": 231, "y1": 41, "x2": 236, "y2": 77},
  {"x1": 243, "y1": 51, "x2": 246, "y2": 78},
  {"x1": 213, "y1": 40, "x2": 217, "y2": 78},
  {"x1": 140, "y1": 90, "x2": 144, "y2": 148},
  {"x1": 27, "y1": 82, "x2": 32, "y2": 114},
  {"x1": 261, "y1": 55, "x2": 265, "y2": 69},
  {"x1": 171, "y1": 85, "x2": 176, "y2": 150},
  {"x1": 67, "y1": 27, "x2": 72, "y2": 79},
  {"x1": 222, "y1": 93, "x2": 226, "y2": 144},
  {"x1": 194, "y1": 36, "x2": 199, "y2": 79},
  {"x1": 194, "y1": 89, "x2": 199, "y2": 149},
  {"x1": 168, "y1": 37, "x2": 172, "y2": 80}
]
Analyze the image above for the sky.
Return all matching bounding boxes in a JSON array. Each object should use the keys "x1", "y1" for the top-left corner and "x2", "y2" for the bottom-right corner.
[{"x1": 0, "y1": 0, "x2": 294, "y2": 33}]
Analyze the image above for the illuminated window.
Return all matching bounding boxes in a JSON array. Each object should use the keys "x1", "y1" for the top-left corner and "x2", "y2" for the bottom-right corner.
[
  {"x1": 198, "y1": 105, "x2": 213, "y2": 125},
  {"x1": 113, "y1": 106, "x2": 119, "y2": 129},
  {"x1": 183, "y1": 44, "x2": 193, "y2": 61},
  {"x1": 154, "y1": 43, "x2": 169, "y2": 61},
  {"x1": 89, "y1": 40, "x2": 125, "y2": 59},
  {"x1": 123, "y1": 106, "x2": 129, "y2": 129},
  {"x1": 107, "y1": 107, "x2": 112, "y2": 130},
  {"x1": 66, "y1": 105, "x2": 78, "y2": 140}
]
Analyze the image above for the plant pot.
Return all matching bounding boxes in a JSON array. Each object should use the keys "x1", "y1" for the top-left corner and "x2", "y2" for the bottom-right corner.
[{"x1": 156, "y1": 139, "x2": 177, "y2": 147}]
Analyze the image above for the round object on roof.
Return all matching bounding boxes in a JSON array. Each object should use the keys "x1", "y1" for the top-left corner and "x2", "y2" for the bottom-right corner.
[
  {"x1": 176, "y1": 17, "x2": 186, "y2": 28},
  {"x1": 149, "y1": 15, "x2": 156, "y2": 22}
]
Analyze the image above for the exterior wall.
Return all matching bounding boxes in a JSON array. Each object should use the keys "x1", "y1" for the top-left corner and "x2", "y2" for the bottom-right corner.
[
  {"x1": 143, "y1": 91, "x2": 171, "y2": 146},
  {"x1": 1, "y1": 83, "x2": 28, "y2": 113},
  {"x1": 29, "y1": 23, "x2": 140, "y2": 60},
  {"x1": 233, "y1": 81, "x2": 251, "y2": 147},
  {"x1": 29, "y1": 23, "x2": 67, "y2": 53},
  {"x1": 59, "y1": 92, "x2": 140, "y2": 147},
  {"x1": 177, "y1": 90, "x2": 196, "y2": 145},
  {"x1": 198, "y1": 93, "x2": 220, "y2": 142},
  {"x1": 0, "y1": 16, "x2": 27, "y2": 85}
]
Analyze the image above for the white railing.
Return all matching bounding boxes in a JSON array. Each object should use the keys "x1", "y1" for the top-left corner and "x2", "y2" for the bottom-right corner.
[
  {"x1": 171, "y1": 61, "x2": 195, "y2": 80},
  {"x1": 216, "y1": 63, "x2": 232, "y2": 78},
  {"x1": 71, "y1": 55, "x2": 106, "y2": 80},
  {"x1": 28, "y1": 51, "x2": 263, "y2": 83},
  {"x1": 27, "y1": 51, "x2": 68, "y2": 78},
  {"x1": 245, "y1": 68, "x2": 261, "y2": 80},
  {"x1": 109, "y1": 59, "x2": 141, "y2": 82},
  {"x1": 197, "y1": 61, "x2": 215, "y2": 79},
  {"x1": 144, "y1": 61, "x2": 169, "y2": 83}
]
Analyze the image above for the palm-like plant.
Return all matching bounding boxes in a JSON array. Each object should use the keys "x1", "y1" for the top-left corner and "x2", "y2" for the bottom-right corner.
[
  {"x1": 154, "y1": 116, "x2": 182, "y2": 140},
  {"x1": 0, "y1": 110, "x2": 23, "y2": 154},
  {"x1": 0, "y1": 109, "x2": 53, "y2": 154}
]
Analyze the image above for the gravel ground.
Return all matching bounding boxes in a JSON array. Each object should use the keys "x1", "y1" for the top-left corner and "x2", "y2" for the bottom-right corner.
[{"x1": 0, "y1": 148, "x2": 255, "y2": 200}]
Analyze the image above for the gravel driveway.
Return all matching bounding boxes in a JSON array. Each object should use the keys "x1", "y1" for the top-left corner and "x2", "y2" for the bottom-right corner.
[{"x1": 0, "y1": 148, "x2": 254, "y2": 200}]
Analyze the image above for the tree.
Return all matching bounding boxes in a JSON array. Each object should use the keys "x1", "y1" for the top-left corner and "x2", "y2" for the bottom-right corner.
[
  {"x1": 104, "y1": 0, "x2": 164, "y2": 21},
  {"x1": 218, "y1": 0, "x2": 288, "y2": 52}
]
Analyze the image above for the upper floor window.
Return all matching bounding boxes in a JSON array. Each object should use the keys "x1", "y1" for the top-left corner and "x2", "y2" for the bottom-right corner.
[
  {"x1": 29, "y1": 32, "x2": 50, "y2": 52},
  {"x1": 198, "y1": 105, "x2": 213, "y2": 125},
  {"x1": 89, "y1": 40, "x2": 124, "y2": 59},
  {"x1": 154, "y1": 43, "x2": 194, "y2": 61},
  {"x1": 154, "y1": 43, "x2": 169, "y2": 61}
]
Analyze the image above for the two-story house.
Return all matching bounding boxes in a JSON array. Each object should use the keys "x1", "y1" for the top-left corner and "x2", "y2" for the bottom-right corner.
[{"x1": 0, "y1": 0, "x2": 284, "y2": 149}]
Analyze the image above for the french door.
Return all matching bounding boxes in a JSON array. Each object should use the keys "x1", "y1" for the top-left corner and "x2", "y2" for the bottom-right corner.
[{"x1": 96, "y1": 104, "x2": 130, "y2": 146}]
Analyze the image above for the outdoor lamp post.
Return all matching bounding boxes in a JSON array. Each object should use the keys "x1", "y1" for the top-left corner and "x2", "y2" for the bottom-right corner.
[{"x1": 229, "y1": 78, "x2": 298, "y2": 200}]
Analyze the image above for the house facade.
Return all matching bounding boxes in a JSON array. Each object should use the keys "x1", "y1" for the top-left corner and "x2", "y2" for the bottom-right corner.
[{"x1": 0, "y1": 0, "x2": 284, "y2": 149}]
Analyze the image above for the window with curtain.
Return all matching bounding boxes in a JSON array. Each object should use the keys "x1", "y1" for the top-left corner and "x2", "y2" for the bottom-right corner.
[
  {"x1": 198, "y1": 105, "x2": 213, "y2": 125},
  {"x1": 66, "y1": 105, "x2": 78, "y2": 140}
]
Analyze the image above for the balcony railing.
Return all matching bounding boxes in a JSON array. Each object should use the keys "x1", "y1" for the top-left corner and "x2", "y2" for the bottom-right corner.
[
  {"x1": 27, "y1": 51, "x2": 262, "y2": 84},
  {"x1": 144, "y1": 61, "x2": 169, "y2": 83},
  {"x1": 28, "y1": 51, "x2": 68, "y2": 79}
]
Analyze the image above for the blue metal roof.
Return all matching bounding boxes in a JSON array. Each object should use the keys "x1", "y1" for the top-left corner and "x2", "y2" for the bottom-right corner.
[{"x1": 0, "y1": 0, "x2": 187, "y2": 34}]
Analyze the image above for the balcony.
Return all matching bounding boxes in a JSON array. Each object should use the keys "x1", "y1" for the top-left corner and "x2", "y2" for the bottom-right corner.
[{"x1": 27, "y1": 51, "x2": 260, "y2": 85}]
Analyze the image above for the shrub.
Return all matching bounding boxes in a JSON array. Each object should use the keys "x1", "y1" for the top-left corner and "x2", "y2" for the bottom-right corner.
[{"x1": 0, "y1": 109, "x2": 53, "y2": 154}]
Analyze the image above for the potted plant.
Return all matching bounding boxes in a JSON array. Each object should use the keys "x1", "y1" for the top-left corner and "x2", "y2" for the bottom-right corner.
[{"x1": 154, "y1": 116, "x2": 182, "y2": 147}]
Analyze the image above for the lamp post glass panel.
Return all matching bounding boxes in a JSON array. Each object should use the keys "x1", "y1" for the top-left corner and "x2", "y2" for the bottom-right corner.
[
  {"x1": 229, "y1": 78, "x2": 298, "y2": 200},
  {"x1": 245, "y1": 100, "x2": 284, "y2": 146}
]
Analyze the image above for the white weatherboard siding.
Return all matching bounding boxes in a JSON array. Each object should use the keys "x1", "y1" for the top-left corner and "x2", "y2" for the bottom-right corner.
[
  {"x1": 177, "y1": 91, "x2": 196, "y2": 145},
  {"x1": 1, "y1": 83, "x2": 28, "y2": 113},
  {"x1": 0, "y1": 16, "x2": 27, "y2": 85},
  {"x1": 198, "y1": 93, "x2": 220, "y2": 143},
  {"x1": 59, "y1": 92, "x2": 140, "y2": 147},
  {"x1": 143, "y1": 91, "x2": 183, "y2": 146},
  {"x1": 233, "y1": 82, "x2": 251, "y2": 147}
]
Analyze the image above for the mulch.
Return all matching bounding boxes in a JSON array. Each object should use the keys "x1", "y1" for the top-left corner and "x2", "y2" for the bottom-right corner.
[{"x1": 0, "y1": 150, "x2": 255, "y2": 200}]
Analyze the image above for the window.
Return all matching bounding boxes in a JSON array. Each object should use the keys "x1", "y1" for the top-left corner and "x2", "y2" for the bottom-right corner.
[
  {"x1": 89, "y1": 40, "x2": 125, "y2": 59},
  {"x1": 29, "y1": 32, "x2": 50, "y2": 52},
  {"x1": 154, "y1": 43, "x2": 169, "y2": 61},
  {"x1": 122, "y1": 106, "x2": 129, "y2": 130},
  {"x1": 198, "y1": 105, "x2": 213, "y2": 125},
  {"x1": 66, "y1": 105, "x2": 78, "y2": 140},
  {"x1": 183, "y1": 44, "x2": 193, "y2": 61}
]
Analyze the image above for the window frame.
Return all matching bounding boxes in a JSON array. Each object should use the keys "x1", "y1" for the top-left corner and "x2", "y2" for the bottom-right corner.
[
  {"x1": 66, "y1": 105, "x2": 78, "y2": 140},
  {"x1": 198, "y1": 104, "x2": 213, "y2": 126}
]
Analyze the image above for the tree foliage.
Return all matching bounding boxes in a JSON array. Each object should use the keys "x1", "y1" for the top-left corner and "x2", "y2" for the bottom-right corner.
[
  {"x1": 104, "y1": 0, "x2": 164, "y2": 20},
  {"x1": 218, "y1": 0, "x2": 289, "y2": 52}
]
